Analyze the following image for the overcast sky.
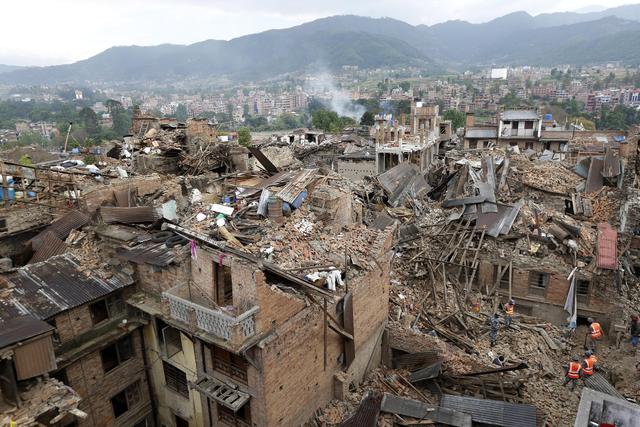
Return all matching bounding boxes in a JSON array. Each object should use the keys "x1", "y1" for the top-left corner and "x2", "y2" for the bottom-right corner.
[{"x1": 0, "y1": 0, "x2": 635, "y2": 66}]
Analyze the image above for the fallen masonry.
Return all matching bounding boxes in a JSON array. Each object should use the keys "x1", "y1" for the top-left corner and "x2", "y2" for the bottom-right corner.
[{"x1": 0, "y1": 108, "x2": 638, "y2": 427}]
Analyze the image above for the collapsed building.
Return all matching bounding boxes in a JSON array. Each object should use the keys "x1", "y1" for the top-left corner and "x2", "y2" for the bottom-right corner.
[{"x1": 0, "y1": 104, "x2": 639, "y2": 427}]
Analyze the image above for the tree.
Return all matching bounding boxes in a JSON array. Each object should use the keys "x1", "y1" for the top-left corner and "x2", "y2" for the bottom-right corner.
[
  {"x1": 175, "y1": 104, "x2": 188, "y2": 122},
  {"x1": 237, "y1": 127, "x2": 252, "y2": 146},
  {"x1": 79, "y1": 107, "x2": 100, "y2": 137},
  {"x1": 112, "y1": 110, "x2": 132, "y2": 137},
  {"x1": 19, "y1": 154, "x2": 33, "y2": 166},
  {"x1": 399, "y1": 81, "x2": 411, "y2": 92},
  {"x1": 443, "y1": 109, "x2": 466, "y2": 130},
  {"x1": 312, "y1": 109, "x2": 341, "y2": 133},
  {"x1": 308, "y1": 98, "x2": 325, "y2": 115},
  {"x1": 360, "y1": 111, "x2": 375, "y2": 126}
]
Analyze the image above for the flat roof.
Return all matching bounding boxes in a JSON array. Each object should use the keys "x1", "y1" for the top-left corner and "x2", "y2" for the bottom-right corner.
[
  {"x1": 501, "y1": 110, "x2": 539, "y2": 121},
  {"x1": 466, "y1": 129, "x2": 497, "y2": 139}
]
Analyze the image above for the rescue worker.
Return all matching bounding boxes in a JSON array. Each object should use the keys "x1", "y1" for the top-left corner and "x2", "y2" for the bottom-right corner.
[
  {"x1": 586, "y1": 317, "x2": 603, "y2": 352},
  {"x1": 563, "y1": 355, "x2": 582, "y2": 391},
  {"x1": 504, "y1": 299, "x2": 515, "y2": 329},
  {"x1": 490, "y1": 313, "x2": 500, "y2": 347},
  {"x1": 582, "y1": 350, "x2": 595, "y2": 380}
]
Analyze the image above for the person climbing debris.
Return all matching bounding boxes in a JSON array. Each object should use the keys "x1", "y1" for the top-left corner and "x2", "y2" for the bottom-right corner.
[
  {"x1": 563, "y1": 355, "x2": 582, "y2": 391},
  {"x1": 586, "y1": 317, "x2": 603, "y2": 352},
  {"x1": 504, "y1": 299, "x2": 515, "y2": 329}
]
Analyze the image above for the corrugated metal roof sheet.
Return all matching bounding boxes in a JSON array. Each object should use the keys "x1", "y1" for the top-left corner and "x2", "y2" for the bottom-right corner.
[
  {"x1": 29, "y1": 210, "x2": 89, "y2": 250},
  {"x1": 597, "y1": 223, "x2": 617, "y2": 270},
  {"x1": 277, "y1": 168, "x2": 318, "y2": 204},
  {"x1": 0, "y1": 315, "x2": 53, "y2": 348},
  {"x1": 1, "y1": 254, "x2": 133, "y2": 320},
  {"x1": 28, "y1": 231, "x2": 67, "y2": 264},
  {"x1": 440, "y1": 394, "x2": 538, "y2": 427},
  {"x1": 339, "y1": 391, "x2": 382, "y2": 427},
  {"x1": 583, "y1": 372, "x2": 625, "y2": 399},
  {"x1": 585, "y1": 157, "x2": 604, "y2": 193},
  {"x1": 100, "y1": 206, "x2": 162, "y2": 224},
  {"x1": 115, "y1": 242, "x2": 175, "y2": 266},
  {"x1": 377, "y1": 163, "x2": 431, "y2": 208}
]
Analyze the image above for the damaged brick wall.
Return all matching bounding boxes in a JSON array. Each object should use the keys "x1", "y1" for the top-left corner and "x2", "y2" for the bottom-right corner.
[
  {"x1": 64, "y1": 330, "x2": 152, "y2": 427},
  {"x1": 83, "y1": 175, "x2": 162, "y2": 213},
  {"x1": 256, "y1": 254, "x2": 391, "y2": 426}
]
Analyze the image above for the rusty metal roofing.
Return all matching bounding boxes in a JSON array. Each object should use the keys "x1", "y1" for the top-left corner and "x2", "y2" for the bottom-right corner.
[
  {"x1": 377, "y1": 163, "x2": 431, "y2": 207},
  {"x1": 0, "y1": 315, "x2": 53, "y2": 348},
  {"x1": 393, "y1": 351, "x2": 442, "y2": 370},
  {"x1": 339, "y1": 391, "x2": 382, "y2": 427},
  {"x1": 115, "y1": 242, "x2": 175, "y2": 266},
  {"x1": 585, "y1": 157, "x2": 604, "y2": 193},
  {"x1": 440, "y1": 394, "x2": 538, "y2": 427},
  {"x1": 29, "y1": 210, "x2": 89, "y2": 250},
  {"x1": 28, "y1": 231, "x2": 67, "y2": 264},
  {"x1": 597, "y1": 223, "x2": 617, "y2": 270},
  {"x1": 277, "y1": 168, "x2": 318, "y2": 204},
  {"x1": 100, "y1": 206, "x2": 161, "y2": 224},
  {"x1": 0, "y1": 254, "x2": 133, "y2": 320}
]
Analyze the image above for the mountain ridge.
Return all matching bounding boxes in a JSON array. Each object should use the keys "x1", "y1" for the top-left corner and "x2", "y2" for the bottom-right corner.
[{"x1": 2, "y1": 4, "x2": 640, "y2": 84}]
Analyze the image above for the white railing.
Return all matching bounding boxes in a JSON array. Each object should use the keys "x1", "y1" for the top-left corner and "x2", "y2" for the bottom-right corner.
[{"x1": 163, "y1": 287, "x2": 259, "y2": 342}]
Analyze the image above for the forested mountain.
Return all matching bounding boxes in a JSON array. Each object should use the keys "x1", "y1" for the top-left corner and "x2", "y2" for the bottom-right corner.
[{"x1": 2, "y1": 4, "x2": 640, "y2": 84}]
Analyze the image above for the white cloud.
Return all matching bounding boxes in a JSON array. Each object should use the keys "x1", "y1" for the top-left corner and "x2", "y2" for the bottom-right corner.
[{"x1": 0, "y1": 0, "x2": 636, "y2": 65}]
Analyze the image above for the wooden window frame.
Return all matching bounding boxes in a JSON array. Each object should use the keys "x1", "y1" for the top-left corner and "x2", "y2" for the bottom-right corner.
[
  {"x1": 101, "y1": 335, "x2": 134, "y2": 373},
  {"x1": 163, "y1": 361, "x2": 189, "y2": 398}
]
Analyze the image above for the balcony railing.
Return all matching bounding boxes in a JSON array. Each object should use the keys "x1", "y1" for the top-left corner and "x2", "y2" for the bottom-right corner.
[{"x1": 162, "y1": 285, "x2": 259, "y2": 345}]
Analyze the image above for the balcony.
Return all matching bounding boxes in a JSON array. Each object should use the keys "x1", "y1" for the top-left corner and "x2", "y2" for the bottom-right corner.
[{"x1": 162, "y1": 284, "x2": 259, "y2": 347}]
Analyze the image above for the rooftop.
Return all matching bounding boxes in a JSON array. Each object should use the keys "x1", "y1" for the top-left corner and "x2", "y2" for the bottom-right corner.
[
  {"x1": 501, "y1": 110, "x2": 539, "y2": 121},
  {"x1": 0, "y1": 254, "x2": 133, "y2": 321}
]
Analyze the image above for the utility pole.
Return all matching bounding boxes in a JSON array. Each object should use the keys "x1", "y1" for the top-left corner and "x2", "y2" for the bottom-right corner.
[{"x1": 63, "y1": 121, "x2": 73, "y2": 153}]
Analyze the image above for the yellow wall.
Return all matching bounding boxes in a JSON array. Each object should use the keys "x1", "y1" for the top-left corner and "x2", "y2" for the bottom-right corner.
[{"x1": 143, "y1": 321, "x2": 203, "y2": 427}]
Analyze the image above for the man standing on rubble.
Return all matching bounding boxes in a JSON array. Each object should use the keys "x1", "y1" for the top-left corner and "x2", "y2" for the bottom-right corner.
[
  {"x1": 504, "y1": 299, "x2": 515, "y2": 329},
  {"x1": 490, "y1": 313, "x2": 500, "y2": 347},
  {"x1": 586, "y1": 317, "x2": 603, "y2": 352},
  {"x1": 582, "y1": 350, "x2": 596, "y2": 380},
  {"x1": 563, "y1": 355, "x2": 582, "y2": 391}
]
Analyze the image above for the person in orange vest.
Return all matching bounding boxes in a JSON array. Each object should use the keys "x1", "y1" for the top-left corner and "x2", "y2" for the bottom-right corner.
[
  {"x1": 586, "y1": 317, "x2": 603, "y2": 352},
  {"x1": 582, "y1": 350, "x2": 596, "y2": 379},
  {"x1": 563, "y1": 355, "x2": 582, "y2": 391},
  {"x1": 504, "y1": 299, "x2": 515, "y2": 329}
]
